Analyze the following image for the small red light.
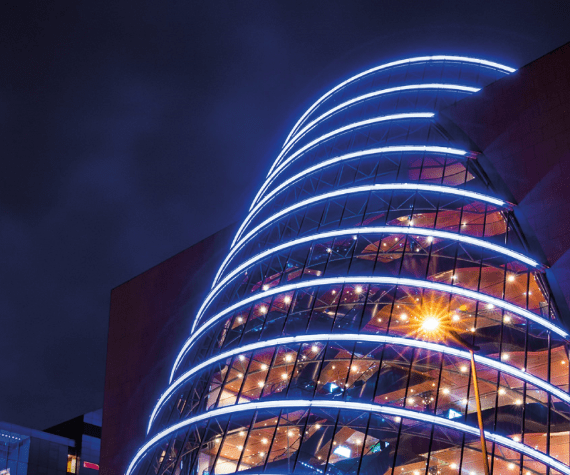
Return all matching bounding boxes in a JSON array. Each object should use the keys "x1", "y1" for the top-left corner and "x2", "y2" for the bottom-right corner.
[{"x1": 83, "y1": 462, "x2": 99, "y2": 470}]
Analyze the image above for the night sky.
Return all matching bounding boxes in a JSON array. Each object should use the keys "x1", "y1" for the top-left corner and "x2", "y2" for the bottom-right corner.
[{"x1": 2, "y1": 0, "x2": 569, "y2": 430}]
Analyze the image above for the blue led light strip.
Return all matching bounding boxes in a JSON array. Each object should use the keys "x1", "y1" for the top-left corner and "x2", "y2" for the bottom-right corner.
[
  {"x1": 173, "y1": 276, "x2": 568, "y2": 383},
  {"x1": 270, "y1": 86, "x2": 477, "y2": 180},
  {"x1": 282, "y1": 56, "x2": 515, "y2": 148},
  {"x1": 150, "y1": 333, "x2": 570, "y2": 434},
  {"x1": 244, "y1": 145, "x2": 467, "y2": 227},
  {"x1": 275, "y1": 85, "x2": 479, "y2": 174},
  {"x1": 128, "y1": 400, "x2": 569, "y2": 475},
  {"x1": 217, "y1": 183, "x2": 506, "y2": 285},
  {"x1": 268, "y1": 111, "x2": 435, "y2": 183},
  {"x1": 258, "y1": 112, "x2": 438, "y2": 208},
  {"x1": 195, "y1": 226, "x2": 539, "y2": 334}
]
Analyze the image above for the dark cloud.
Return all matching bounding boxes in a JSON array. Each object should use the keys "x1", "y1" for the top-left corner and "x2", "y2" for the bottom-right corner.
[{"x1": 1, "y1": 0, "x2": 569, "y2": 429}]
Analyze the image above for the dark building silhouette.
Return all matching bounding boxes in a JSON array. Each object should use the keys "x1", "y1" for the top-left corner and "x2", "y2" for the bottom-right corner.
[
  {"x1": 1, "y1": 410, "x2": 102, "y2": 475},
  {"x1": 102, "y1": 44, "x2": 570, "y2": 475}
]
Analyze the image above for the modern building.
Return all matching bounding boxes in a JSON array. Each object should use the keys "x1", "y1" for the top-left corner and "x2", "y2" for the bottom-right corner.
[
  {"x1": 102, "y1": 44, "x2": 570, "y2": 475},
  {"x1": 0, "y1": 410, "x2": 102, "y2": 475}
]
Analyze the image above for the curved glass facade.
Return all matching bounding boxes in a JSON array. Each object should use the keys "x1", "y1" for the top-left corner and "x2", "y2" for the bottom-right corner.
[{"x1": 128, "y1": 57, "x2": 570, "y2": 475}]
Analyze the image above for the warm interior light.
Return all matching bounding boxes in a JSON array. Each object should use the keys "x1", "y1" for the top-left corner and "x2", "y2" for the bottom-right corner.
[{"x1": 421, "y1": 316, "x2": 440, "y2": 332}]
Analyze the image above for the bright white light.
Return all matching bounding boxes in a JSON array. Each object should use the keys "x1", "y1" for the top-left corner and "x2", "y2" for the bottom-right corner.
[
  {"x1": 333, "y1": 446, "x2": 351, "y2": 458},
  {"x1": 421, "y1": 316, "x2": 440, "y2": 332},
  {"x1": 152, "y1": 331, "x2": 570, "y2": 435},
  {"x1": 281, "y1": 56, "x2": 514, "y2": 148},
  {"x1": 448, "y1": 409, "x2": 462, "y2": 420}
]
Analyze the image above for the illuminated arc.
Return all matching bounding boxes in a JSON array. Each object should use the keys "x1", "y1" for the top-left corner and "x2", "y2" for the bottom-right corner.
[
  {"x1": 216, "y1": 183, "x2": 506, "y2": 286},
  {"x1": 241, "y1": 145, "x2": 468, "y2": 239},
  {"x1": 253, "y1": 111, "x2": 443, "y2": 213},
  {"x1": 277, "y1": 85, "x2": 477, "y2": 172},
  {"x1": 282, "y1": 56, "x2": 515, "y2": 148},
  {"x1": 172, "y1": 276, "x2": 568, "y2": 383},
  {"x1": 128, "y1": 400, "x2": 569, "y2": 475},
  {"x1": 150, "y1": 333, "x2": 569, "y2": 434},
  {"x1": 269, "y1": 85, "x2": 475, "y2": 179},
  {"x1": 267, "y1": 112, "x2": 435, "y2": 188},
  {"x1": 195, "y1": 226, "x2": 540, "y2": 334}
]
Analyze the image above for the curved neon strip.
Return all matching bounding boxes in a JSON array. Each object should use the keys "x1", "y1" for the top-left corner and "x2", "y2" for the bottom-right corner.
[
  {"x1": 172, "y1": 276, "x2": 568, "y2": 383},
  {"x1": 254, "y1": 111, "x2": 443, "y2": 214},
  {"x1": 151, "y1": 333, "x2": 568, "y2": 434},
  {"x1": 283, "y1": 56, "x2": 515, "y2": 148},
  {"x1": 216, "y1": 183, "x2": 506, "y2": 287},
  {"x1": 241, "y1": 146, "x2": 468, "y2": 239},
  {"x1": 129, "y1": 400, "x2": 568, "y2": 475},
  {"x1": 269, "y1": 84, "x2": 475, "y2": 181},
  {"x1": 195, "y1": 226, "x2": 539, "y2": 334},
  {"x1": 268, "y1": 112, "x2": 434, "y2": 187},
  {"x1": 271, "y1": 85, "x2": 474, "y2": 179}
]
